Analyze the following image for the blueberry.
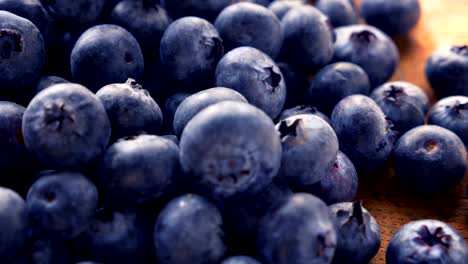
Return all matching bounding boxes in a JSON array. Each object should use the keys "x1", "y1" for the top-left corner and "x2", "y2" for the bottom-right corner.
[
  {"x1": 0, "y1": 101, "x2": 29, "y2": 174},
  {"x1": 223, "y1": 181, "x2": 292, "y2": 254},
  {"x1": 370, "y1": 81, "x2": 430, "y2": 114},
  {"x1": 71, "y1": 209, "x2": 155, "y2": 264},
  {"x1": 331, "y1": 95, "x2": 397, "y2": 171},
  {"x1": 31, "y1": 238, "x2": 70, "y2": 264},
  {"x1": 180, "y1": 101, "x2": 282, "y2": 202},
  {"x1": 306, "y1": 151, "x2": 358, "y2": 205},
  {"x1": 98, "y1": 135, "x2": 179, "y2": 207},
  {"x1": 428, "y1": 96, "x2": 468, "y2": 147},
  {"x1": 96, "y1": 78, "x2": 163, "y2": 141},
  {"x1": 161, "y1": 0, "x2": 232, "y2": 22},
  {"x1": 393, "y1": 125, "x2": 467, "y2": 193},
  {"x1": 222, "y1": 256, "x2": 261, "y2": 264},
  {"x1": 333, "y1": 25, "x2": 399, "y2": 88},
  {"x1": 276, "y1": 114, "x2": 339, "y2": 187},
  {"x1": 215, "y1": 47, "x2": 286, "y2": 119},
  {"x1": 426, "y1": 45, "x2": 468, "y2": 97},
  {"x1": 40, "y1": 0, "x2": 106, "y2": 29},
  {"x1": 306, "y1": 62, "x2": 371, "y2": 115},
  {"x1": 370, "y1": 82, "x2": 427, "y2": 136},
  {"x1": 315, "y1": 0, "x2": 359, "y2": 27},
  {"x1": 71, "y1": 24, "x2": 144, "y2": 92},
  {"x1": 0, "y1": 187, "x2": 28, "y2": 261},
  {"x1": 280, "y1": 5, "x2": 334, "y2": 71},
  {"x1": 249, "y1": 0, "x2": 273, "y2": 7},
  {"x1": 329, "y1": 201, "x2": 381, "y2": 264},
  {"x1": 22, "y1": 83, "x2": 111, "y2": 170},
  {"x1": 0, "y1": 11, "x2": 45, "y2": 95},
  {"x1": 386, "y1": 219, "x2": 468, "y2": 264},
  {"x1": 257, "y1": 193, "x2": 337, "y2": 264},
  {"x1": 277, "y1": 62, "x2": 310, "y2": 108},
  {"x1": 110, "y1": 0, "x2": 172, "y2": 59},
  {"x1": 26, "y1": 172, "x2": 98, "y2": 239},
  {"x1": 161, "y1": 134, "x2": 179, "y2": 145},
  {"x1": 361, "y1": 0, "x2": 421, "y2": 36},
  {"x1": 34, "y1": 75, "x2": 70, "y2": 96},
  {"x1": 154, "y1": 194, "x2": 226, "y2": 264},
  {"x1": 163, "y1": 92, "x2": 191, "y2": 134},
  {"x1": 214, "y1": 2, "x2": 283, "y2": 59},
  {"x1": 160, "y1": 17, "x2": 224, "y2": 92},
  {"x1": 278, "y1": 105, "x2": 331, "y2": 124},
  {"x1": 173, "y1": 87, "x2": 247, "y2": 137},
  {"x1": 268, "y1": 0, "x2": 303, "y2": 20},
  {"x1": 0, "y1": 0, "x2": 56, "y2": 48}
]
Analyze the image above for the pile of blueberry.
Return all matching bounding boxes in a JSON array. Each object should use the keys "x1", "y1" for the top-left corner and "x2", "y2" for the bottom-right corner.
[{"x1": 0, "y1": 0, "x2": 467, "y2": 263}]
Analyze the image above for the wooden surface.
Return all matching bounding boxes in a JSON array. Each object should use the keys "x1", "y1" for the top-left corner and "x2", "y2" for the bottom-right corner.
[{"x1": 355, "y1": 0, "x2": 468, "y2": 263}]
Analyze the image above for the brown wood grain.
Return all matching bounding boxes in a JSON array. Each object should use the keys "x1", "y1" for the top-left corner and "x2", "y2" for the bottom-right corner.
[{"x1": 355, "y1": 0, "x2": 468, "y2": 263}]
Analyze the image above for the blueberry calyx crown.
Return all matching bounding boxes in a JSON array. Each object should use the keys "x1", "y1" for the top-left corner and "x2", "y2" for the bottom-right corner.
[
  {"x1": 423, "y1": 139, "x2": 439, "y2": 153},
  {"x1": 263, "y1": 66, "x2": 282, "y2": 91},
  {"x1": 125, "y1": 78, "x2": 143, "y2": 90},
  {"x1": 384, "y1": 85, "x2": 405, "y2": 103},
  {"x1": 450, "y1": 101, "x2": 468, "y2": 115},
  {"x1": 296, "y1": 105, "x2": 319, "y2": 114},
  {"x1": 278, "y1": 119, "x2": 301, "y2": 138},
  {"x1": 414, "y1": 225, "x2": 452, "y2": 248},
  {"x1": 0, "y1": 29, "x2": 23, "y2": 59},
  {"x1": 204, "y1": 36, "x2": 224, "y2": 61},
  {"x1": 451, "y1": 45, "x2": 468, "y2": 57},
  {"x1": 350, "y1": 30, "x2": 377, "y2": 44},
  {"x1": 44, "y1": 101, "x2": 74, "y2": 131},
  {"x1": 351, "y1": 201, "x2": 365, "y2": 225}
]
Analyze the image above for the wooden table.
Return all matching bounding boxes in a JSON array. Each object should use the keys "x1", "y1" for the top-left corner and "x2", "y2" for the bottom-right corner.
[{"x1": 355, "y1": 0, "x2": 468, "y2": 263}]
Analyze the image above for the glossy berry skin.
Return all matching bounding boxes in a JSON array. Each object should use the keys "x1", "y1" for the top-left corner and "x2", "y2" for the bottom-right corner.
[
  {"x1": 96, "y1": 79, "x2": 163, "y2": 141},
  {"x1": 386, "y1": 220, "x2": 468, "y2": 264},
  {"x1": 329, "y1": 201, "x2": 381, "y2": 264},
  {"x1": 0, "y1": 11, "x2": 45, "y2": 95},
  {"x1": 0, "y1": 101, "x2": 29, "y2": 174},
  {"x1": 34, "y1": 75, "x2": 69, "y2": 95},
  {"x1": 173, "y1": 87, "x2": 247, "y2": 137},
  {"x1": 281, "y1": 6, "x2": 334, "y2": 71},
  {"x1": 26, "y1": 172, "x2": 98, "y2": 240},
  {"x1": 154, "y1": 194, "x2": 226, "y2": 264},
  {"x1": 160, "y1": 17, "x2": 224, "y2": 92},
  {"x1": 393, "y1": 125, "x2": 467, "y2": 193},
  {"x1": 307, "y1": 62, "x2": 371, "y2": 115},
  {"x1": 361, "y1": 0, "x2": 421, "y2": 36},
  {"x1": 0, "y1": 187, "x2": 28, "y2": 261},
  {"x1": 268, "y1": 0, "x2": 303, "y2": 20},
  {"x1": 257, "y1": 193, "x2": 337, "y2": 264},
  {"x1": 71, "y1": 24, "x2": 144, "y2": 92},
  {"x1": 40, "y1": 0, "x2": 106, "y2": 29},
  {"x1": 333, "y1": 25, "x2": 399, "y2": 88},
  {"x1": 23, "y1": 83, "x2": 110, "y2": 170},
  {"x1": 331, "y1": 95, "x2": 397, "y2": 171},
  {"x1": 163, "y1": 92, "x2": 190, "y2": 133},
  {"x1": 371, "y1": 82, "x2": 427, "y2": 136},
  {"x1": 222, "y1": 256, "x2": 261, "y2": 264},
  {"x1": 98, "y1": 135, "x2": 179, "y2": 207},
  {"x1": 71, "y1": 209, "x2": 154, "y2": 264},
  {"x1": 214, "y1": 2, "x2": 283, "y2": 59},
  {"x1": 161, "y1": 0, "x2": 231, "y2": 22},
  {"x1": 307, "y1": 151, "x2": 358, "y2": 205},
  {"x1": 276, "y1": 114, "x2": 339, "y2": 187},
  {"x1": 180, "y1": 101, "x2": 282, "y2": 202},
  {"x1": 278, "y1": 105, "x2": 330, "y2": 124},
  {"x1": 110, "y1": 0, "x2": 172, "y2": 59},
  {"x1": 0, "y1": 0, "x2": 55, "y2": 48},
  {"x1": 316, "y1": 0, "x2": 359, "y2": 28},
  {"x1": 277, "y1": 63, "x2": 309, "y2": 108},
  {"x1": 428, "y1": 96, "x2": 468, "y2": 147},
  {"x1": 215, "y1": 47, "x2": 286, "y2": 119},
  {"x1": 426, "y1": 45, "x2": 468, "y2": 97}
]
